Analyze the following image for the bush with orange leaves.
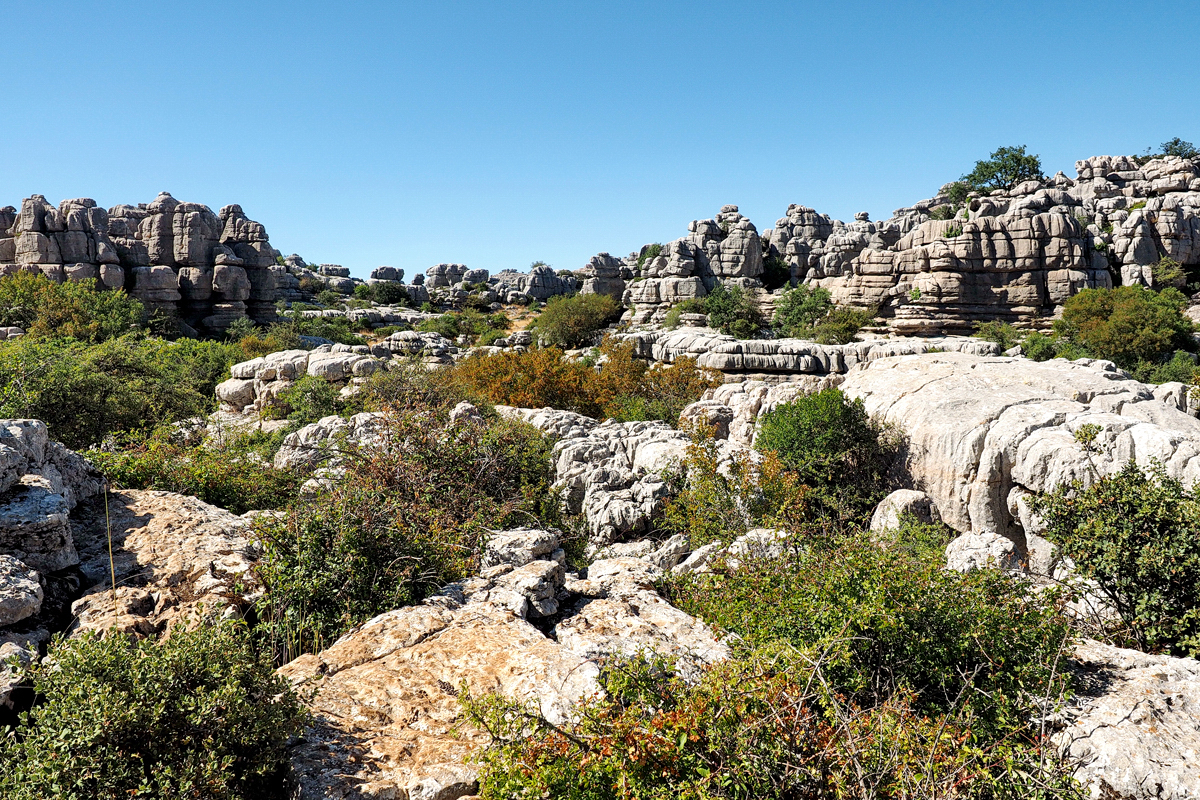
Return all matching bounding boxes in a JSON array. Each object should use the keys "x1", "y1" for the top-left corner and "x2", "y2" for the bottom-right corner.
[
  {"x1": 464, "y1": 641, "x2": 1082, "y2": 800},
  {"x1": 447, "y1": 338, "x2": 721, "y2": 423}
]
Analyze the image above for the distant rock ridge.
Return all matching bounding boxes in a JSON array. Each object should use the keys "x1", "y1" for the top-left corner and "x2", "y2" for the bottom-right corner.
[{"x1": 0, "y1": 193, "x2": 282, "y2": 332}]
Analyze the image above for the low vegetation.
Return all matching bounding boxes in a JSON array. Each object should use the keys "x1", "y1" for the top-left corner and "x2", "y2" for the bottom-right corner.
[
  {"x1": 1034, "y1": 460, "x2": 1200, "y2": 658},
  {"x1": 90, "y1": 429, "x2": 303, "y2": 515},
  {"x1": 755, "y1": 387, "x2": 900, "y2": 522},
  {"x1": 0, "y1": 623, "x2": 305, "y2": 800},
  {"x1": 528, "y1": 292, "x2": 622, "y2": 348},
  {"x1": 973, "y1": 285, "x2": 1198, "y2": 384},
  {"x1": 447, "y1": 338, "x2": 720, "y2": 423},
  {"x1": 466, "y1": 524, "x2": 1079, "y2": 799},
  {"x1": 0, "y1": 271, "x2": 143, "y2": 342},
  {"x1": 417, "y1": 308, "x2": 510, "y2": 345},
  {"x1": 772, "y1": 284, "x2": 874, "y2": 343},
  {"x1": 252, "y1": 406, "x2": 559, "y2": 661}
]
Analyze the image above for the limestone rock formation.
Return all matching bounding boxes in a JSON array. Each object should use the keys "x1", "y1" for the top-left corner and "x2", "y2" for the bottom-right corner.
[
  {"x1": 1, "y1": 193, "x2": 282, "y2": 332},
  {"x1": 69, "y1": 490, "x2": 261, "y2": 637},
  {"x1": 836, "y1": 352, "x2": 1200, "y2": 555},
  {"x1": 281, "y1": 602, "x2": 603, "y2": 799},
  {"x1": 622, "y1": 205, "x2": 766, "y2": 324},
  {"x1": 619, "y1": 327, "x2": 999, "y2": 379},
  {"x1": 578, "y1": 252, "x2": 627, "y2": 299},
  {"x1": 0, "y1": 419, "x2": 104, "y2": 574},
  {"x1": 1058, "y1": 639, "x2": 1200, "y2": 800},
  {"x1": 497, "y1": 407, "x2": 721, "y2": 544},
  {"x1": 761, "y1": 154, "x2": 1200, "y2": 335}
]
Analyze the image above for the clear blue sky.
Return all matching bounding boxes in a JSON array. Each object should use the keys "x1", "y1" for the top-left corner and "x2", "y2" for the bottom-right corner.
[{"x1": 5, "y1": 1, "x2": 1197, "y2": 278}]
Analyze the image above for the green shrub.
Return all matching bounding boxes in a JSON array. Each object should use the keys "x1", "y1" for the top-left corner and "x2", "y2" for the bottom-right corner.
[
  {"x1": 811, "y1": 305, "x2": 872, "y2": 344},
  {"x1": 773, "y1": 284, "x2": 833, "y2": 337},
  {"x1": 0, "y1": 623, "x2": 305, "y2": 800},
  {"x1": 662, "y1": 436, "x2": 810, "y2": 547},
  {"x1": 635, "y1": 243, "x2": 662, "y2": 270},
  {"x1": 960, "y1": 145, "x2": 1043, "y2": 192},
  {"x1": 974, "y1": 320, "x2": 1023, "y2": 351},
  {"x1": 755, "y1": 388, "x2": 899, "y2": 522},
  {"x1": 91, "y1": 429, "x2": 300, "y2": 515},
  {"x1": 253, "y1": 409, "x2": 558, "y2": 660},
  {"x1": 417, "y1": 310, "x2": 509, "y2": 343},
  {"x1": 945, "y1": 180, "x2": 970, "y2": 204},
  {"x1": 666, "y1": 529, "x2": 1073, "y2": 742},
  {"x1": 1053, "y1": 285, "x2": 1194, "y2": 371},
  {"x1": 315, "y1": 289, "x2": 342, "y2": 307},
  {"x1": 377, "y1": 283, "x2": 416, "y2": 305},
  {"x1": 663, "y1": 297, "x2": 707, "y2": 329},
  {"x1": 468, "y1": 532, "x2": 1079, "y2": 799},
  {"x1": 760, "y1": 254, "x2": 791, "y2": 290},
  {"x1": 530, "y1": 293, "x2": 621, "y2": 349},
  {"x1": 704, "y1": 284, "x2": 762, "y2": 338},
  {"x1": 270, "y1": 374, "x2": 343, "y2": 424},
  {"x1": 1134, "y1": 350, "x2": 1198, "y2": 385},
  {"x1": 1151, "y1": 256, "x2": 1186, "y2": 289},
  {"x1": 0, "y1": 335, "x2": 239, "y2": 449},
  {"x1": 280, "y1": 314, "x2": 368, "y2": 345},
  {"x1": 448, "y1": 338, "x2": 720, "y2": 424},
  {"x1": 0, "y1": 272, "x2": 144, "y2": 342},
  {"x1": 929, "y1": 204, "x2": 955, "y2": 220},
  {"x1": 943, "y1": 223, "x2": 963, "y2": 237},
  {"x1": 1033, "y1": 460, "x2": 1200, "y2": 657}
]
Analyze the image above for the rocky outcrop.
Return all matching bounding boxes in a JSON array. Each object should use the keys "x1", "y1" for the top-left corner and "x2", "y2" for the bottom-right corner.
[
  {"x1": 1058, "y1": 639, "x2": 1200, "y2": 800},
  {"x1": 836, "y1": 352, "x2": 1200, "y2": 556},
  {"x1": 491, "y1": 264, "x2": 578, "y2": 303},
  {"x1": 282, "y1": 527, "x2": 727, "y2": 799},
  {"x1": 281, "y1": 602, "x2": 601, "y2": 799},
  {"x1": 578, "y1": 252, "x2": 628, "y2": 299},
  {"x1": 619, "y1": 327, "x2": 999, "y2": 379},
  {"x1": 214, "y1": 337, "x2": 456, "y2": 417},
  {"x1": 69, "y1": 490, "x2": 261, "y2": 637},
  {"x1": 1, "y1": 193, "x2": 283, "y2": 332},
  {"x1": 0, "y1": 420, "x2": 104, "y2": 574},
  {"x1": 761, "y1": 154, "x2": 1200, "y2": 335},
  {"x1": 622, "y1": 205, "x2": 764, "y2": 324},
  {"x1": 497, "y1": 407, "x2": 739, "y2": 544}
]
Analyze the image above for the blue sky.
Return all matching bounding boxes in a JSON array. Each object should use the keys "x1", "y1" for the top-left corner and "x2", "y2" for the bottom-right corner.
[{"x1": 5, "y1": 1, "x2": 1197, "y2": 278}]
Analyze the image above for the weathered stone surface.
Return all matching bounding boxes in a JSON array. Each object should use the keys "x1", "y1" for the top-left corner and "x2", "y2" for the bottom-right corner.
[
  {"x1": 280, "y1": 603, "x2": 602, "y2": 799},
  {"x1": 0, "y1": 555, "x2": 42, "y2": 626},
  {"x1": 838, "y1": 352, "x2": 1200, "y2": 552},
  {"x1": 869, "y1": 489, "x2": 940, "y2": 532},
  {"x1": 70, "y1": 490, "x2": 260, "y2": 637},
  {"x1": 273, "y1": 412, "x2": 385, "y2": 472},
  {"x1": 557, "y1": 556, "x2": 729, "y2": 681},
  {"x1": 620, "y1": 327, "x2": 998, "y2": 378},
  {"x1": 1058, "y1": 639, "x2": 1200, "y2": 800},
  {"x1": 4, "y1": 192, "x2": 284, "y2": 329},
  {"x1": 0, "y1": 419, "x2": 104, "y2": 573}
]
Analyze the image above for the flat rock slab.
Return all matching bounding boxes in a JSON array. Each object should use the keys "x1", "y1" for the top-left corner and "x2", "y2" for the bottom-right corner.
[{"x1": 280, "y1": 603, "x2": 601, "y2": 800}]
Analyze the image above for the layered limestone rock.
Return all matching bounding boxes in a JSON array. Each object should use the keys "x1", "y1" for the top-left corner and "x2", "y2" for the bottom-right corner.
[
  {"x1": 1058, "y1": 639, "x2": 1200, "y2": 800},
  {"x1": 764, "y1": 154, "x2": 1200, "y2": 335},
  {"x1": 837, "y1": 352, "x2": 1200, "y2": 556},
  {"x1": 0, "y1": 419, "x2": 104, "y2": 574},
  {"x1": 1, "y1": 193, "x2": 282, "y2": 331},
  {"x1": 69, "y1": 490, "x2": 260, "y2": 637},
  {"x1": 618, "y1": 327, "x2": 999, "y2": 379},
  {"x1": 282, "y1": 528, "x2": 727, "y2": 799},
  {"x1": 623, "y1": 204, "x2": 765, "y2": 324},
  {"x1": 578, "y1": 252, "x2": 628, "y2": 299}
]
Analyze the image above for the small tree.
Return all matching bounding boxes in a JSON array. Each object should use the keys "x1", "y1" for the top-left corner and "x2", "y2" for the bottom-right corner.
[
  {"x1": 1033, "y1": 461, "x2": 1200, "y2": 657},
  {"x1": 961, "y1": 145, "x2": 1044, "y2": 192},
  {"x1": 531, "y1": 293, "x2": 621, "y2": 349},
  {"x1": 1054, "y1": 285, "x2": 1195, "y2": 371},
  {"x1": 1160, "y1": 137, "x2": 1198, "y2": 159}
]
